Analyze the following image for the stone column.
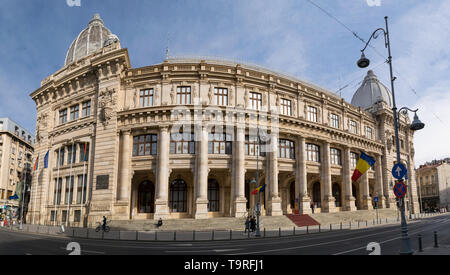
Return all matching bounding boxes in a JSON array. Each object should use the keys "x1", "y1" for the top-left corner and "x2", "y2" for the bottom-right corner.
[
  {"x1": 195, "y1": 125, "x2": 209, "y2": 219},
  {"x1": 321, "y1": 141, "x2": 336, "y2": 213},
  {"x1": 343, "y1": 146, "x2": 357, "y2": 211},
  {"x1": 296, "y1": 136, "x2": 311, "y2": 214},
  {"x1": 155, "y1": 126, "x2": 170, "y2": 219},
  {"x1": 268, "y1": 131, "x2": 282, "y2": 216},
  {"x1": 375, "y1": 154, "x2": 385, "y2": 208},
  {"x1": 233, "y1": 124, "x2": 247, "y2": 217},
  {"x1": 118, "y1": 130, "x2": 131, "y2": 201},
  {"x1": 361, "y1": 171, "x2": 372, "y2": 210}
]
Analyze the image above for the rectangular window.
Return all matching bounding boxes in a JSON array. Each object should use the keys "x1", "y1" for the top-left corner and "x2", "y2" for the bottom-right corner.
[
  {"x1": 54, "y1": 178, "x2": 62, "y2": 205},
  {"x1": 62, "y1": 211, "x2": 67, "y2": 223},
  {"x1": 307, "y1": 106, "x2": 318, "y2": 122},
  {"x1": 65, "y1": 176, "x2": 74, "y2": 205},
  {"x1": 50, "y1": 211, "x2": 57, "y2": 222},
  {"x1": 245, "y1": 135, "x2": 266, "y2": 157},
  {"x1": 208, "y1": 133, "x2": 232, "y2": 155},
  {"x1": 350, "y1": 152, "x2": 359, "y2": 168},
  {"x1": 74, "y1": 210, "x2": 81, "y2": 223},
  {"x1": 57, "y1": 148, "x2": 65, "y2": 166},
  {"x1": 133, "y1": 134, "x2": 158, "y2": 156},
  {"x1": 76, "y1": 174, "x2": 87, "y2": 204},
  {"x1": 278, "y1": 139, "x2": 295, "y2": 159},
  {"x1": 67, "y1": 145, "x2": 76, "y2": 165},
  {"x1": 349, "y1": 120, "x2": 358, "y2": 134},
  {"x1": 330, "y1": 148, "x2": 342, "y2": 165},
  {"x1": 214, "y1": 88, "x2": 228, "y2": 106},
  {"x1": 82, "y1": 101, "x2": 91, "y2": 117},
  {"x1": 306, "y1": 144, "x2": 320, "y2": 162},
  {"x1": 170, "y1": 132, "x2": 195, "y2": 154},
  {"x1": 70, "y1": 105, "x2": 79, "y2": 121},
  {"x1": 331, "y1": 114, "x2": 340, "y2": 128},
  {"x1": 177, "y1": 86, "x2": 191, "y2": 105},
  {"x1": 79, "y1": 143, "x2": 89, "y2": 162},
  {"x1": 280, "y1": 98, "x2": 292, "y2": 116},
  {"x1": 59, "y1": 109, "x2": 68, "y2": 125},
  {"x1": 140, "y1": 89, "x2": 154, "y2": 107},
  {"x1": 366, "y1": 127, "x2": 373, "y2": 139},
  {"x1": 249, "y1": 92, "x2": 262, "y2": 111}
]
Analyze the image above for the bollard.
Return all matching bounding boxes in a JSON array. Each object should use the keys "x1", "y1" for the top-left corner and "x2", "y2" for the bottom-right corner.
[
  {"x1": 248, "y1": 229, "x2": 250, "y2": 239},
  {"x1": 319, "y1": 224, "x2": 321, "y2": 233},
  {"x1": 418, "y1": 234, "x2": 423, "y2": 252},
  {"x1": 194, "y1": 230, "x2": 196, "y2": 241},
  {"x1": 136, "y1": 230, "x2": 138, "y2": 241},
  {"x1": 229, "y1": 230, "x2": 232, "y2": 240},
  {"x1": 358, "y1": 221, "x2": 360, "y2": 228},
  {"x1": 174, "y1": 231, "x2": 176, "y2": 241},
  {"x1": 293, "y1": 227, "x2": 296, "y2": 236},
  {"x1": 264, "y1": 228, "x2": 266, "y2": 238},
  {"x1": 212, "y1": 230, "x2": 214, "y2": 241},
  {"x1": 330, "y1": 224, "x2": 332, "y2": 231},
  {"x1": 434, "y1": 231, "x2": 439, "y2": 248},
  {"x1": 306, "y1": 226, "x2": 309, "y2": 234},
  {"x1": 349, "y1": 221, "x2": 351, "y2": 229},
  {"x1": 340, "y1": 222, "x2": 342, "y2": 230},
  {"x1": 155, "y1": 231, "x2": 157, "y2": 241},
  {"x1": 279, "y1": 228, "x2": 281, "y2": 237}
]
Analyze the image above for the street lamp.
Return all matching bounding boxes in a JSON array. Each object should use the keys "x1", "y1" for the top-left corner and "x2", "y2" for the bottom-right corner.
[{"x1": 357, "y1": 16, "x2": 425, "y2": 255}]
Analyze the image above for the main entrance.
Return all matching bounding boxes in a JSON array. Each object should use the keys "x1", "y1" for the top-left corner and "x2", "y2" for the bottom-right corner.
[{"x1": 138, "y1": 180, "x2": 155, "y2": 213}]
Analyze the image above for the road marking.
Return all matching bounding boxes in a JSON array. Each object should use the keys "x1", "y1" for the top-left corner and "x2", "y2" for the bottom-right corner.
[
  {"x1": 169, "y1": 243, "x2": 193, "y2": 246},
  {"x1": 165, "y1": 248, "x2": 242, "y2": 253}
]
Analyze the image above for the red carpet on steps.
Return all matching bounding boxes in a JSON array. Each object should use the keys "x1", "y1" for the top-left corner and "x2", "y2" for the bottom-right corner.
[{"x1": 285, "y1": 214, "x2": 321, "y2": 227}]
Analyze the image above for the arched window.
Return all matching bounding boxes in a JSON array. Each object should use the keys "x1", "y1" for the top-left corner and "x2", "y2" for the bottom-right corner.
[
  {"x1": 208, "y1": 179, "x2": 220, "y2": 212},
  {"x1": 313, "y1": 182, "x2": 321, "y2": 208},
  {"x1": 138, "y1": 181, "x2": 155, "y2": 213},
  {"x1": 332, "y1": 183, "x2": 341, "y2": 207},
  {"x1": 170, "y1": 179, "x2": 187, "y2": 213}
]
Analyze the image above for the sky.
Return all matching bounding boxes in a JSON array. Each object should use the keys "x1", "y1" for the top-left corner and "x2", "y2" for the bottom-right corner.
[{"x1": 0, "y1": 0, "x2": 449, "y2": 167}]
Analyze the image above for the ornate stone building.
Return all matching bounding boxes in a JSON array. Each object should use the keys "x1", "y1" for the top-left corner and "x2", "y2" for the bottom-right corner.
[{"x1": 29, "y1": 14, "x2": 419, "y2": 227}]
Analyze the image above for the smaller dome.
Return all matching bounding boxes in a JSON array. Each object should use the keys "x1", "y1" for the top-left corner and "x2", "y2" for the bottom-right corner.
[{"x1": 351, "y1": 70, "x2": 393, "y2": 110}]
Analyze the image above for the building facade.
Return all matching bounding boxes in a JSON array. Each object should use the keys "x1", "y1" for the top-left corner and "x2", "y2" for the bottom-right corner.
[
  {"x1": 0, "y1": 118, "x2": 34, "y2": 212},
  {"x1": 29, "y1": 14, "x2": 419, "y2": 227},
  {"x1": 416, "y1": 159, "x2": 450, "y2": 212}
]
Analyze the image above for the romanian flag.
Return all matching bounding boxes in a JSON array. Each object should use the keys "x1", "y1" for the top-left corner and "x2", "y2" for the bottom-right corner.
[
  {"x1": 252, "y1": 184, "x2": 266, "y2": 195},
  {"x1": 33, "y1": 154, "x2": 39, "y2": 171},
  {"x1": 83, "y1": 142, "x2": 88, "y2": 161},
  {"x1": 351, "y1": 152, "x2": 375, "y2": 182}
]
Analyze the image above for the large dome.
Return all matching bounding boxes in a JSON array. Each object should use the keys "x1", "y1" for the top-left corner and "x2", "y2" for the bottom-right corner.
[
  {"x1": 64, "y1": 14, "x2": 119, "y2": 66},
  {"x1": 351, "y1": 70, "x2": 393, "y2": 110}
]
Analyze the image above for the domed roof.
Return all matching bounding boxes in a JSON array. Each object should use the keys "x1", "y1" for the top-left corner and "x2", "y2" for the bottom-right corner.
[
  {"x1": 351, "y1": 70, "x2": 393, "y2": 110},
  {"x1": 64, "y1": 14, "x2": 119, "y2": 66}
]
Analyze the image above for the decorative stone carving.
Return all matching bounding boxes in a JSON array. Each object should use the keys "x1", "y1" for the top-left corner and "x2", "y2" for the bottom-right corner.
[
  {"x1": 170, "y1": 85, "x2": 176, "y2": 105},
  {"x1": 208, "y1": 86, "x2": 214, "y2": 105},
  {"x1": 99, "y1": 88, "x2": 117, "y2": 126}
]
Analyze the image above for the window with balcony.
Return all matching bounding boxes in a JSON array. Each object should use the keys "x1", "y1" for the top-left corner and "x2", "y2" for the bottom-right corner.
[
  {"x1": 214, "y1": 88, "x2": 228, "y2": 106},
  {"x1": 208, "y1": 133, "x2": 232, "y2": 155},
  {"x1": 330, "y1": 148, "x2": 342, "y2": 165},
  {"x1": 306, "y1": 144, "x2": 320, "y2": 162},
  {"x1": 133, "y1": 134, "x2": 158, "y2": 156},
  {"x1": 177, "y1": 86, "x2": 191, "y2": 105},
  {"x1": 170, "y1": 132, "x2": 195, "y2": 154},
  {"x1": 248, "y1": 92, "x2": 262, "y2": 111},
  {"x1": 307, "y1": 106, "x2": 318, "y2": 122},
  {"x1": 278, "y1": 139, "x2": 295, "y2": 159},
  {"x1": 140, "y1": 89, "x2": 154, "y2": 107},
  {"x1": 280, "y1": 98, "x2": 292, "y2": 116}
]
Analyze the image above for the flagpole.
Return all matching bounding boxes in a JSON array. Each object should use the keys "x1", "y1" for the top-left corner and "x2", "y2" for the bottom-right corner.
[
  {"x1": 32, "y1": 169, "x2": 36, "y2": 225},
  {"x1": 43, "y1": 150, "x2": 50, "y2": 225},
  {"x1": 80, "y1": 142, "x2": 87, "y2": 227},
  {"x1": 19, "y1": 169, "x2": 27, "y2": 229},
  {"x1": 54, "y1": 147, "x2": 61, "y2": 226},
  {"x1": 66, "y1": 142, "x2": 74, "y2": 227}
]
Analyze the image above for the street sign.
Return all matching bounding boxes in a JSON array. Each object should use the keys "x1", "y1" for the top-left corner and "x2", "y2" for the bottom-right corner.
[
  {"x1": 394, "y1": 181, "x2": 407, "y2": 199},
  {"x1": 392, "y1": 163, "x2": 407, "y2": 180}
]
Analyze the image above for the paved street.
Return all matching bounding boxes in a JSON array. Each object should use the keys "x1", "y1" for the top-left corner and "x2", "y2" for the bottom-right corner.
[{"x1": 0, "y1": 214, "x2": 449, "y2": 255}]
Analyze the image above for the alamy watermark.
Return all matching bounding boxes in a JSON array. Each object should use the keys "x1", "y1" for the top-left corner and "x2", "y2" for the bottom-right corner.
[{"x1": 66, "y1": 0, "x2": 81, "y2": 7}]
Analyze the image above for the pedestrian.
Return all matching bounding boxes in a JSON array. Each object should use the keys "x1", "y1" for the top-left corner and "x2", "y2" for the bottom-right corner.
[
  {"x1": 250, "y1": 216, "x2": 256, "y2": 232},
  {"x1": 311, "y1": 202, "x2": 315, "y2": 214},
  {"x1": 157, "y1": 218, "x2": 163, "y2": 228},
  {"x1": 245, "y1": 216, "x2": 250, "y2": 233}
]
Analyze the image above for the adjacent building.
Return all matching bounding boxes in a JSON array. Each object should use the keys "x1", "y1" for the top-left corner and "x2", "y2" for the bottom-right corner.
[
  {"x1": 0, "y1": 118, "x2": 34, "y2": 213},
  {"x1": 416, "y1": 158, "x2": 450, "y2": 211},
  {"x1": 28, "y1": 14, "x2": 419, "y2": 227}
]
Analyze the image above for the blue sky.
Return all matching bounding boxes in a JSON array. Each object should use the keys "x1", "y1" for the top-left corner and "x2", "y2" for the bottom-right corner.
[{"x1": 0, "y1": 0, "x2": 449, "y2": 166}]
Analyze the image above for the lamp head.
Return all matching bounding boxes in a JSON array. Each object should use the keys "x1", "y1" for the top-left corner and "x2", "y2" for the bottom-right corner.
[
  {"x1": 410, "y1": 112, "x2": 425, "y2": 131},
  {"x1": 357, "y1": 52, "x2": 370, "y2": 68}
]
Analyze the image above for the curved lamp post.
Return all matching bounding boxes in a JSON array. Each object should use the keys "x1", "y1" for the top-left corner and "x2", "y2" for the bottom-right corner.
[{"x1": 357, "y1": 16, "x2": 425, "y2": 255}]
